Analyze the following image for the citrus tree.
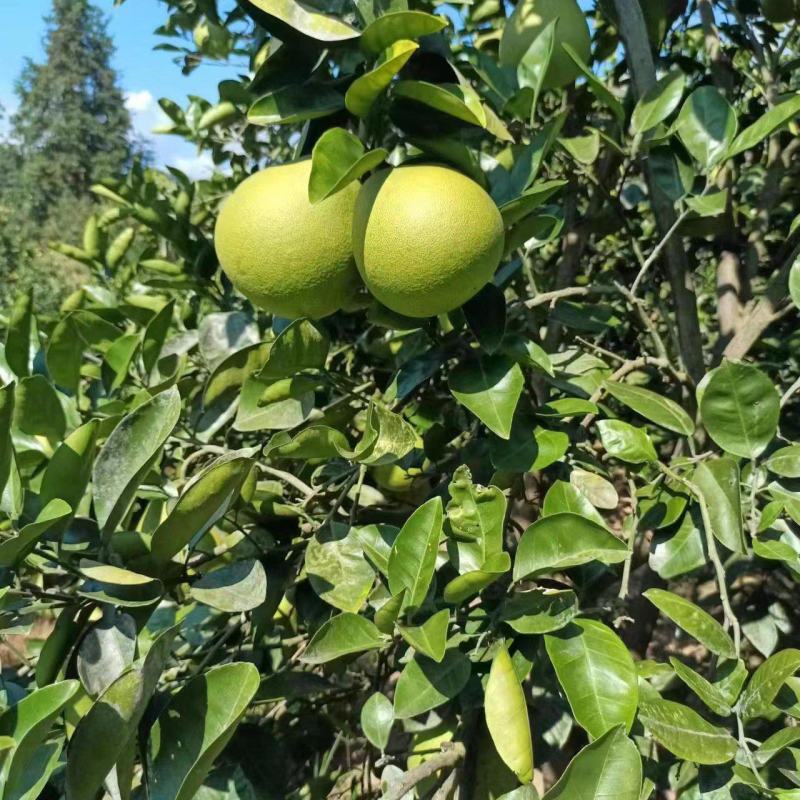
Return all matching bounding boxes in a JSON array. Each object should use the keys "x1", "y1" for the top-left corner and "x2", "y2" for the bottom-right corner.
[{"x1": 2, "y1": 0, "x2": 800, "y2": 797}]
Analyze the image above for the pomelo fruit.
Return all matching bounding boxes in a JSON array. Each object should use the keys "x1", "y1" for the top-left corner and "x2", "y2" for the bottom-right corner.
[
  {"x1": 214, "y1": 160, "x2": 361, "y2": 319},
  {"x1": 352, "y1": 165, "x2": 504, "y2": 318},
  {"x1": 499, "y1": 0, "x2": 591, "y2": 89}
]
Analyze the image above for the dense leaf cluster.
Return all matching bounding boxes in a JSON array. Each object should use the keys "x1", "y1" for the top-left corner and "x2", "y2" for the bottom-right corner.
[{"x1": 1, "y1": 0, "x2": 800, "y2": 797}]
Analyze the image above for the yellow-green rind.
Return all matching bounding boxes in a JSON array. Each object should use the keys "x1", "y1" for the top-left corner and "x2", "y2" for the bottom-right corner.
[
  {"x1": 499, "y1": 0, "x2": 591, "y2": 89},
  {"x1": 352, "y1": 165, "x2": 504, "y2": 318},
  {"x1": 214, "y1": 160, "x2": 361, "y2": 319}
]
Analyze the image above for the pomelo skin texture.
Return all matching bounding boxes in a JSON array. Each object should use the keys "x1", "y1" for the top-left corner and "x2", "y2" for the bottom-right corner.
[
  {"x1": 214, "y1": 160, "x2": 360, "y2": 319},
  {"x1": 499, "y1": 0, "x2": 591, "y2": 89},
  {"x1": 352, "y1": 165, "x2": 504, "y2": 318}
]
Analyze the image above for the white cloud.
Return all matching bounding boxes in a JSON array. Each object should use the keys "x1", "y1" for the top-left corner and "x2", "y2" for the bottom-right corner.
[
  {"x1": 174, "y1": 151, "x2": 215, "y2": 180},
  {"x1": 124, "y1": 89, "x2": 155, "y2": 114}
]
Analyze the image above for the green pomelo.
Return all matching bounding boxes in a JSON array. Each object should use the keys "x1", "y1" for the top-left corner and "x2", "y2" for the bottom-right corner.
[
  {"x1": 761, "y1": 0, "x2": 796, "y2": 21},
  {"x1": 352, "y1": 165, "x2": 504, "y2": 318},
  {"x1": 214, "y1": 160, "x2": 361, "y2": 319},
  {"x1": 499, "y1": 0, "x2": 591, "y2": 89}
]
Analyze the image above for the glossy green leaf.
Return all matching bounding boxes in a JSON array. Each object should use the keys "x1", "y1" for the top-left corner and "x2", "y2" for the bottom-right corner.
[
  {"x1": 102, "y1": 332, "x2": 140, "y2": 392},
  {"x1": 301, "y1": 613, "x2": 385, "y2": 664},
  {"x1": 644, "y1": 589, "x2": 736, "y2": 658},
  {"x1": 150, "y1": 452, "x2": 254, "y2": 564},
  {"x1": 0, "y1": 680, "x2": 78, "y2": 799},
  {"x1": 605, "y1": 380, "x2": 694, "y2": 435},
  {"x1": 669, "y1": 657, "x2": 732, "y2": 716},
  {"x1": 631, "y1": 69, "x2": 685, "y2": 135},
  {"x1": 248, "y1": 84, "x2": 344, "y2": 125},
  {"x1": 752, "y1": 726, "x2": 800, "y2": 767},
  {"x1": 764, "y1": 445, "x2": 800, "y2": 478},
  {"x1": 92, "y1": 385, "x2": 181, "y2": 533},
  {"x1": 569, "y1": 469, "x2": 619, "y2": 509},
  {"x1": 398, "y1": 608, "x2": 449, "y2": 662},
  {"x1": 394, "y1": 80, "x2": 486, "y2": 128},
  {"x1": 544, "y1": 725, "x2": 641, "y2": 800},
  {"x1": 4, "y1": 290, "x2": 34, "y2": 378},
  {"x1": 235, "y1": 374, "x2": 314, "y2": 432},
  {"x1": 649, "y1": 509, "x2": 707, "y2": 579},
  {"x1": 545, "y1": 620, "x2": 638, "y2": 739},
  {"x1": 514, "y1": 512, "x2": 628, "y2": 580},
  {"x1": 498, "y1": 180, "x2": 567, "y2": 228},
  {"x1": 463, "y1": 283, "x2": 506, "y2": 354},
  {"x1": 387, "y1": 497, "x2": 442, "y2": 611},
  {"x1": 245, "y1": 0, "x2": 359, "y2": 41},
  {"x1": 739, "y1": 648, "x2": 800, "y2": 720},
  {"x1": 191, "y1": 559, "x2": 267, "y2": 612},
  {"x1": 542, "y1": 481, "x2": 606, "y2": 526},
  {"x1": 77, "y1": 560, "x2": 164, "y2": 607},
  {"x1": 203, "y1": 341, "x2": 269, "y2": 407},
  {"x1": 338, "y1": 402, "x2": 416, "y2": 465},
  {"x1": 791, "y1": 256, "x2": 800, "y2": 310},
  {"x1": 501, "y1": 588, "x2": 579, "y2": 634},
  {"x1": 676, "y1": 86, "x2": 737, "y2": 169},
  {"x1": 637, "y1": 698, "x2": 738, "y2": 764},
  {"x1": 260, "y1": 318, "x2": 328, "y2": 378},
  {"x1": 443, "y1": 552, "x2": 511, "y2": 605},
  {"x1": 446, "y1": 464, "x2": 505, "y2": 573},
  {"x1": 360, "y1": 10, "x2": 446, "y2": 54},
  {"x1": 489, "y1": 414, "x2": 569, "y2": 472},
  {"x1": 563, "y1": 43, "x2": 624, "y2": 124},
  {"x1": 516, "y1": 19, "x2": 554, "y2": 123},
  {"x1": 13, "y1": 375, "x2": 65, "y2": 440},
  {"x1": 393, "y1": 649, "x2": 471, "y2": 719},
  {"x1": 305, "y1": 525, "x2": 375, "y2": 612},
  {"x1": 148, "y1": 662, "x2": 260, "y2": 800},
  {"x1": 450, "y1": 356, "x2": 523, "y2": 439},
  {"x1": 308, "y1": 127, "x2": 387, "y2": 203},
  {"x1": 76, "y1": 607, "x2": 136, "y2": 699},
  {"x1": 361, "y1": 692, "x2": 394, "y2": 751},
  {"x1": 264, "y1": 425, "x2": 348, "y2": 460},
  {"x1": 66, "y1": 627, "x2": 176, "y2": 800},
  {"x1": 597, "y1": 419, "x2": 657, "y2": 463},
  {"x1": 693, "y1": 457, "x2": 746, "y2": 553},
  {"x1": 0, "y1": 383, "x2": 14, "y2": 506},
  {"x1": 346, "y1": 39, "x2": 418, "y2": 118},
  {"x1": 485, "y1": 644, "x2": 533, "y2": 783},
  {"x1": 374, "y1": 590, "x2": 405, "y2": 634},
  {"x1": 699, "y1": 361, "x2": 779, "y2": 459},
  {"x1": 728, "y1": 94, "x2": 800, "y2": 158},
  {"x1": 0, "y1": 498, "x2": 71, "y2": 567},
  {"x1": 39, "y1": 419, "x2": 99, "y2": 511}
]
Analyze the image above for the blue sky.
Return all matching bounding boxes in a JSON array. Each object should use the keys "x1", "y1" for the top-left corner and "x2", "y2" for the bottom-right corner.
[{"x1": 0, "y1": 0, "x2": 225, "y2": 176}]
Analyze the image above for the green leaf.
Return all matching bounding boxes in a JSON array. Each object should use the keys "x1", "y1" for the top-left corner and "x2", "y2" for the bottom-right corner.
[
  {"x1": 728, "y1": 94, "x2": 800, "y2": 158},
  {"x1": 387, "y1": 497, "x2": 443, "y2": 611},
  {"x1": 699, "y1": 361, "x2": 779, "y2": 459},
  {"x1": 597, "y1": 419, "x2": 657, "y2": 463},
  {"x1": 501, "y1": 588, "x2": 579, "y2": 634},
  {"x1": 77, "y1": 560, "x2": 164, "y2": 607},
  {"x1": 649, "y1": 509, "x2": 707, "y2": 579},
  {"x1": 791, "y1": 256, "x2": 800, "y2": 310},
  {"x1": 361, "y1": 693, "x2": 394, "y2": 751},
  {"x1": 393, "y1": 649, "x2": 471, "y2": 719},
  {"x1": 463, "y1": 283, "x2": 506, "y2": 354},
  {"x1": 604, "y1": 380, "x2": 694, "y2": 435},
  {"x1": 204, "y1": 341, "x2": 269, "y2": 407},
  {"x1": 235, "y1": 374, "x2": 314, "y2": 432},
  {"x1": 764, "y1": 445, "x2": 800, "y2": 478},
  {"x1": 398, "y1": 608, "x2": 449, "y2": 662},
  {"x1": 360, "y1": 10, "x2": 446, "y2": 54},
  {"x1": 103, "y1": 333, "x2": 140, "y2": 392},
  {"x1": 148, "y1": 662, "x2": 260, "y2": 800},
  {"x1": 0, "y1": 499, "x2": 72, "y2": 567},
  {"x1": 752, "y1": 727, "x2": 800, "y2": 767},
  {"x1": 498, "y1": 180, "x2": 568, "y2": 228},
  {"x1": 544, "y1": 725, "x2": 642, "y2": 800},
  {"x1": 443, "y1": 552, "x2": 511, "y2": 605},
  {"x1": 346, "y1": 40, "x2": 418, "y2": 118},
  {"x1": 4, "y1": 290, "x2": 34, "y2": 378},
  {"x1": 446, "y1": 465, "x2": 506, "y2": 573},
  {"x1": 301, "y1": 613, "x2": 385, "y2": 664},
  {"x1": 643, "y1": 589, "x2": 736, "y2": 658},
  {"x1": 516, "y1": 19, "x2": 555, "y2": 123},
  {"x1": 374, "y1": 590, "x2": 405, "y2": 634},
  {"x1": 0, "y1": 383, "x2": 15, "y2": 504},
  {"x1": 676, "y1": 86, "x2": 737, "y2": 169},
  {"x1": 542, "y1": 481, "x2": 606, "y2": 526},
  {"x1": 142, "y1": 299, "x2": 174, "y2": 375},
  {"x1": 92, "y1": 385, "x2": 181, "y2": 534},
  {"x1": 337, "y1": 403, "x2": 417, "y2": 465},
  {"x1": 150, "y1": 453, "x2": 254, "y2": 564},
  {"x1": 308, "y1": 127, "x2": 387, "y2": 204},
  {"x1": 305, "y1": 525, "x2": 375, "y2": 612},
  {"x1": 450, "y1": 356, "x2": 523, "y2": 439},
  {"x1": 739, "y1": 648, "x2": 800, "y2": 720},
  {"x1": 76, "y1": 607, "x2": 136, "y2": 698},
  {"x1": 66, "y1": 627, "x2": 176, "y2": 800},
  {"x1": 563, "y1": 43, "x2": 625, "y2": 124},
  {"x1": 260, "y1": 318, "x2": 328, "y2": 379},
  {"x1": 0, "y1": 680, "x2": 79, "y2": 799},
  {"x1": 264, "y1": 425, "x2": 348, "y2": 460},
  {"x1": 248, "y1": 84, "x2": 344, "y2": 125},
  {"x1": 693, "y1": 457, "x2": 746, "y2": 553},
  {"x1": 545, "y1": 620, "x2": 638, "y2": 739},
  {"x1": 191, "y1": 559, "x2": 268, "y2": 612},
  {"x1": 485, "y1": 644, "x2": 533, "y2": 783},
  {"x1": 631, "y1": 69, "x2": 685, "y2": 135},
  {"x1": 637, "y1": 698, "x2": 738, "y2": 765},
  {"x1": 244, "y1": 0, "x2": 359, "y2": 41},
  {"x1": 394, "y1": 81, "x2": 486, "y2": 128},
  {"x1": 686, "y1": 189, "x2": 728, "y2": 217},
  {"x1": 559, "y1": 131, "x2": 600, "y2": 165},
  {"x1": 13, "y1": 375, "x2": 65, "y2": 440},
  {"x1": 669, "y1": 657, "x2": 732, "y2": 716},
  {"x1": 514, "y1": 512, "x2": 628, "y2": 580}
]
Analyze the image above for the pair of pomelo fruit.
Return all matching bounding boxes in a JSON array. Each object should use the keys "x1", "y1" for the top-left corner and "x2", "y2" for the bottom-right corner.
[{"x1": 214, "y1": 160, "x2": 505, "y2": 320}]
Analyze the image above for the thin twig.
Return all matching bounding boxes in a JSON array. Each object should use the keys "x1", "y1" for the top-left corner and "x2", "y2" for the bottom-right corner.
[{"x1": 381, "y1": 743, "x2": 466, "y2": 800}]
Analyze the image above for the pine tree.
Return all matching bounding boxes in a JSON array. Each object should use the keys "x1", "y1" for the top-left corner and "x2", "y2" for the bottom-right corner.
[{"x1": 11, "y1": 0, "x2": 133, "y2": 222}]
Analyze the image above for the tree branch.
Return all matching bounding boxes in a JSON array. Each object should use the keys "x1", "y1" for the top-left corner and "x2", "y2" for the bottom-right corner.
[{"x1": 382, "y1": 743, "x2": 466, "y2": 800}]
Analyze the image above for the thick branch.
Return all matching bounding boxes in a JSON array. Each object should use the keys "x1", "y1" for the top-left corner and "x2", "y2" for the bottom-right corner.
[
  {"x1": 612, "y1": 0, "x2": 706, "y2": 384},
  {"x1": 382, "y1": 743, "x2": 466, "y2": 800}
]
